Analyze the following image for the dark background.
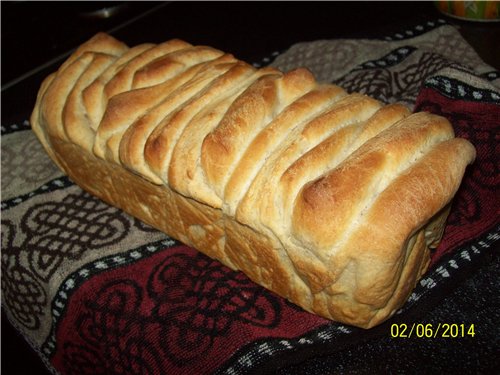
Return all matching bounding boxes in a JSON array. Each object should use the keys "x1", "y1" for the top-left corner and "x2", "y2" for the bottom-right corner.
[
  {"x1": 1, "y1": 2, "x2": 499, "y2": 374},
  {"x1": 2, "y1": 1, "x2": 499, "y2": 123}
]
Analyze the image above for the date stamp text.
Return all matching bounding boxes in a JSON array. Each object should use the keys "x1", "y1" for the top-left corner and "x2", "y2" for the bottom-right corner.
[{"x1": 390, "y1": 323, "x2": 475, "y2": 338}]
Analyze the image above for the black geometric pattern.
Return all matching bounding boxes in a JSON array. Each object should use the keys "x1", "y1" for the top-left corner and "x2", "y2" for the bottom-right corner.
[
  {"x1": 1, "y1": 220, "x2": 47, "y2": 330},
  {"x1": 335, "y1": 50, "x2": 453, "y2": 104},
  {"x1": 1, "y1": 177, "x2": 74, "y2": 211},
  {"x1": 355, "y1": 46, "x2": 417, "y2": 71},
  {"x1": 383, "y1": 19, "x2": 448, "y2": 41},
  {"x1": 1, "y1": 190, "x2": 132, "y2": 330},
  {"x1": 40, "y1": 238, "x2": 177, "y2": 358},
  {"x1": 424, "y1": 75, "x2": 500, "y2": 103},
  {"x1": 1, "y1": 119, "x2": 31, "y2": 135},
  {"x1": 147, "y1": 251, "x2": 282, "y2": 365},
  {"x1": 21, "y1": 190, "x2": 130, "y2": 282},
  {"x1": 46, "y1": 247, "x2": 283, "y2": 373}
]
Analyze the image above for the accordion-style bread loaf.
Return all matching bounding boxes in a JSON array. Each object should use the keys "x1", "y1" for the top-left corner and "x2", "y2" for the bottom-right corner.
[{"x1": 31, "y1": 33, "x2": 476, "y2": 328}]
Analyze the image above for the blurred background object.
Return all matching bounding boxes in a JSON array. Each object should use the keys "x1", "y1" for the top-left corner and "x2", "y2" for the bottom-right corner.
[{"x1": 435, "y1": 0, "x2": 500, "y2": 22}]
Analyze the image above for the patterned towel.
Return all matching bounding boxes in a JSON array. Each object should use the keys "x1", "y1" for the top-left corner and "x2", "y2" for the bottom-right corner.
[{"x1": 2, "y1": 20, "x2": 499, "y2": 374}]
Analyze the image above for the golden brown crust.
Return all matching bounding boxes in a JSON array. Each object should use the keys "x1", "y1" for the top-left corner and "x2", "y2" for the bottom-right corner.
[
  {"x1": 103, "y1": 39, "x2": 192, "y2": 99},
  {"x1": 95, "y1": 49, "x2": 229, "y2": 164},
  {"x1": 293, "y1": 112, "x2": 457, "y2": 252},
  {"x1": 224, "y1": 82, "x2": 342, "y2": 216},
  {"x1": 31, "y1": 33, "x2": 476, "y2": 328},
  {"x1": 168, "y1": 65, "x2": 279, "y2": 207},
  {"x1": 201, "y1": 71, "x2": 283, "y2": 197},
  {"x1": 235, "y1": 93, "x2": 382, "y2": 232},
  {"x1": 142, "y1": 57, "x2": 241, "y2": 181},
  {"x1": 63, "y1": 53, "x2": 117, "y2": 152},
  {"x1": 59, "y1": 32, "x2": 129, "y2": 72},
  {"x1": 119, "y1": 55, "x2": 238, "y2": 184},
  {"x1": 279, "y1": 104, "x2": 411, "y2": 225},
  {"x1": 82, "y1": 43, "x2": 153, "y2": 130}
]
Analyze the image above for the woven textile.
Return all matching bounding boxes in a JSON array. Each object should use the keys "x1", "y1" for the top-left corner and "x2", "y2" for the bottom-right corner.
[{"x1": 2, "y1": 20, "x2": 499, "y2": 374}]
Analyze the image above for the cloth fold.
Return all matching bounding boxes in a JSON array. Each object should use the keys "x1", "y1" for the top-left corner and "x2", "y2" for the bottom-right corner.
[{"x1": 2, "y1": 20, "x2": 499, "y2": 374}]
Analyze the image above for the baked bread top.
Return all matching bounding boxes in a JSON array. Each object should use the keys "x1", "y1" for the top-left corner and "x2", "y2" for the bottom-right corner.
[{"x1": 31, "y1": 33, "x2": 476, "y2": 327}]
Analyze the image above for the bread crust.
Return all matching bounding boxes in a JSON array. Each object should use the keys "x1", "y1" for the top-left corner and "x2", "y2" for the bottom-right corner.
[{"x1": 30, "y1": 33, "x2": 476, "y2": 328}]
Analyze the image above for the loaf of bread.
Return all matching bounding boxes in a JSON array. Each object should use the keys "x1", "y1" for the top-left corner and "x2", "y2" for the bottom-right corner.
[{"x1": 31, "y1": 33, "x2": 475, "y2": 328}]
